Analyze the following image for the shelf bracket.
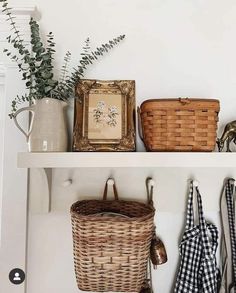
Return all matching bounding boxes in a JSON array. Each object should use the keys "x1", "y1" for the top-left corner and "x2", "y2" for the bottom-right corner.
[{"x1": 29, "y1": 168, "x2": 52, "y2": 213}]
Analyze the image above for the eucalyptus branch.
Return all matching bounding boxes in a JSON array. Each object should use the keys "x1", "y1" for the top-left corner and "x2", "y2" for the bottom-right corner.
[
  {"x1": 1, "y1": 0, "x2": 22, "y2": 43},
  {"x1": 1, "y1": 0, "x2": 126, "y2": 117},
  {"x1": 59, "y1": 51, "x2": 71, "y2": 84},
  {"x1": 74, "y1": 34, "x2": 125, "y2": 84},
  {"x1": 0, "y1": 0, "x2": 31, "y2": 61},
  {"x1": 51, "y1": 34, "x2": 125, "y2": 101}
]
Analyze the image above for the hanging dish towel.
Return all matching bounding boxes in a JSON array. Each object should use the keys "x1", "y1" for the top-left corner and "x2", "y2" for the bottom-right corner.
[
  {"x1": 174, "y1": 181, "x2": 219, "y2": 293},
  {"x1": 219, "y1": 178, "x2": 236, "y2": 293}
]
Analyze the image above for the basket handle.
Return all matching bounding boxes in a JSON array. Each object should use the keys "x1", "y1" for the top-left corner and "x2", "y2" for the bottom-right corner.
[
  {"x1": 137, "y1": 106, "x2": 144, "y2": 141},
  {"x1": 103, "y1": 178, "x2": 119, "y2": 200}
]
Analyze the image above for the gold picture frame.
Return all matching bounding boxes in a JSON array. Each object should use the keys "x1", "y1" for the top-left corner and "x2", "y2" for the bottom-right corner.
[{"x1": 72, "y1": 79, "x2": 136, "y2": 151}]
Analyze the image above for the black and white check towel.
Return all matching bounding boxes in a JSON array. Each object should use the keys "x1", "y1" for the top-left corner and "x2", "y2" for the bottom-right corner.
[
  {"x1": 219, "y1": 179, "x2": 236, "y2": 293},
  {"x1": 174, "y1": 181, "x2": 219, "y2": 293}
]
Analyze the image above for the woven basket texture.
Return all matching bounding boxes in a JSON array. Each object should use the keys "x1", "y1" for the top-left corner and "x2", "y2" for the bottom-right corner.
[
  {"x1": 139, "y1": 98, "x2": 220, "y2": 152},
  {"x1": 71, "y1": 187, "x2": 155, "y2": 292}
]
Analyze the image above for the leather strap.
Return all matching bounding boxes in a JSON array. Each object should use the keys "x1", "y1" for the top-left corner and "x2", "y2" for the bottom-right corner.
[{"x1": 103, "y1": 178, "x2": 119, "y2": 200}]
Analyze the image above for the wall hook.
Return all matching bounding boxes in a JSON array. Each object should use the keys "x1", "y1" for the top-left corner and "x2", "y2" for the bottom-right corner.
[
  {"x1": 62, "y1": 179, "x2": 72, "y2": 187},
  {"x1": 149, "y1": 178, "x2": 155, "y2": 187},
  {"x1": 229, "y1": 178, "x2": 236, "y2": 186},
  {"x1": 193, "y1": 180, "x2": 199, "y2": 187},
  {"x1": 107, "y1": 178, "x2": 115, "y2": 186},
  {"x1": 146, "y1": 177, "x2": 155, "y2": 188}
]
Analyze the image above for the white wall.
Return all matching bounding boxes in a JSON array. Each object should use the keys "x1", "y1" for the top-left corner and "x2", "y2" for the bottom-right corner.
[
  {"x1": 12, "y1": 0, "x2": 236, "y2": 132},
  {"x1": 3, "y1": 0, "x2": 236, "y2": 292}
]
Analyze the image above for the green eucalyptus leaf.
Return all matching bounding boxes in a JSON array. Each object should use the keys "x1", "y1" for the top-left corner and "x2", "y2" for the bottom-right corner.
[
  {"x1": 47, "y1": 79, "x2": 57, "y2": 86},
  {"x1": 41, "y1": 71, "x2": 53, "y2": 79},
  {"x1": 35, "y1": 41, "x2": 43, "y2": 48},
  {"x1": 24, "y1": 55, "x2": 30, "y2": 63},
  {"x1": 44, "y1": 85, "x2": 53, "y2": 93},
  {"x1": 36, "y1": 56, "x2": 42, "y2": 61},
  {"x1": 35, "y1": 47, "x2": 45, "y2": 55},
  {"x1": 41, "y1": 54, "x2": 50, "y2": 61}
]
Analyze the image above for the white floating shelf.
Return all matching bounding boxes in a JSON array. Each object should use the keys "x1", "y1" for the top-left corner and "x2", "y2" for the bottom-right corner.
[{"x1": 17, "y1": 152, "x2": 236, "y2": 168}]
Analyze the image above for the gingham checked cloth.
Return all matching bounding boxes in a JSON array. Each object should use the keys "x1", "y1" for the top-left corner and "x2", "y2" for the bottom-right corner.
[
  {"x1": 174, "y1": 181, "x2": 219, "y2": 293},
  {"x1": 219, "y1": 178, "x2": 236, "y2": 293}
]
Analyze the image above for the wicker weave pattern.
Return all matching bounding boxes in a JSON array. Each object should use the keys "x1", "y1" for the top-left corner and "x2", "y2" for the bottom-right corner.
[
  {"x1": 71, "y1": 199, "x2": 154, "y2": 292},
  {"x1": 139, "y1": 98, "x2": 220, "y2": 151}
]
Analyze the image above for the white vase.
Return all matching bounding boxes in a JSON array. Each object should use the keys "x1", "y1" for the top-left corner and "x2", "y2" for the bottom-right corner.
[{"x1": 13, "y1": 98, "x2": 68, "y2": 152}]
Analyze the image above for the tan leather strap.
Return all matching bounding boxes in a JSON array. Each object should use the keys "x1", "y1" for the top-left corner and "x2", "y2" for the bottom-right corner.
[{"x1": 103, "y1": 178, "x2": 119, "y2": 200}]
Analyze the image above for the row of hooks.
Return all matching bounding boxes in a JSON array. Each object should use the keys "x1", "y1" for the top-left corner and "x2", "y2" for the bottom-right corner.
[
  {"x1": 62, "y1": 178, "x2": 236, "y2": 188},
  {"x1": 62, "y1": 178, "x2": 203, "y2": 188}
]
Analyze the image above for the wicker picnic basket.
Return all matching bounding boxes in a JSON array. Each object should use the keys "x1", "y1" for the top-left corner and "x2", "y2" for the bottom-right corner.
[
  {"x1": 70, "y1": 179, "x2": 155, "y2": 292},
  {"x1": 138, "y1": 98, "x2": 220, "y2": 152}
]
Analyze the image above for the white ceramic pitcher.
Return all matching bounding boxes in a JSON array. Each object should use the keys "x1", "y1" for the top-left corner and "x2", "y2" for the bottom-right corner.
[{"x1": 13, "y1": 98, "x2": 68, "y2": 152}]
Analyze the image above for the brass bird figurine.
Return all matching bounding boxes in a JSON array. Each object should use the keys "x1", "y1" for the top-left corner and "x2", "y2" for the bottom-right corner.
[{"x1": 217, "y1": 120, "x2": 236, "y2": 152}]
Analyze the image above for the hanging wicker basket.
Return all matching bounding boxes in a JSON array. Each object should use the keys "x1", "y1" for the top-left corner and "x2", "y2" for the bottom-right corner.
[
  {"x1": 70, "y1": 179, "x2": 155, "y2": 292},
  {"x1": 138, "y1": 98, "x2": 220, "y2": 152}
]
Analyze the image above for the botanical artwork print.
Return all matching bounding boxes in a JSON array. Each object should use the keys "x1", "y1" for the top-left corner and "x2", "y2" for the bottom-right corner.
[
  {"x1": 93, "y1": 101, "x2": 119, "y2": 127},
  {"x1": 88, "y1": 93, "x2": 122, "y2": 140}
]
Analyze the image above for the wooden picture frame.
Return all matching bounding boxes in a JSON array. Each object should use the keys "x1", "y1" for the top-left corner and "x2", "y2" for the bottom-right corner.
[{"x1": 72, "y1": 79, "x2": 136, "y2": 151}]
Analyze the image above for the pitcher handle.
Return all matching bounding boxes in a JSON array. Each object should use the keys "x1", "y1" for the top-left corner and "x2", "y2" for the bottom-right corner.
[{"x1": 13, "y1": 106, "x2": 35, "y2": 142}]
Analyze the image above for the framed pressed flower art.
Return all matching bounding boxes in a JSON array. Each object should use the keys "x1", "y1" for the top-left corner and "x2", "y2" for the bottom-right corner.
[{"x1": 72, "y1": 79, "x2": 136, "y2": 151}]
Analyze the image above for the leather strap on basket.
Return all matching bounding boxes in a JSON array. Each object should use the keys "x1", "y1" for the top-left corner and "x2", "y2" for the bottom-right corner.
[{"x1": 103, "y1": 178, "x2": 119, "y2": 200}]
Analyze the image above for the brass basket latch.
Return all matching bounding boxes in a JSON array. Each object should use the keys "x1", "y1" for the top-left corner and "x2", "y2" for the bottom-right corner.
[{"x1": 178, "y1": 97, "x2": 190, "y2": 105}]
